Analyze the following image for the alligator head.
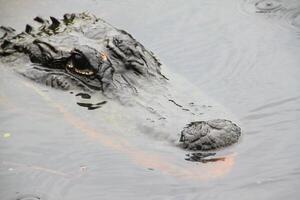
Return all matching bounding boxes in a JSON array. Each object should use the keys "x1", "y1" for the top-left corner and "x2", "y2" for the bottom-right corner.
[
  {"x1": 0, "y1": 13, "x2": 242, "y2": 152},
  {"x1": 0, "y1": 13, "x2": 167, "y2": 94}
]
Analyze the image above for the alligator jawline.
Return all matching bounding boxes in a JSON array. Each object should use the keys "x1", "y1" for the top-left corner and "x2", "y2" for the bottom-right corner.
[{"x1": 29, "y1": 67, "x2": 102, "y2": 91}]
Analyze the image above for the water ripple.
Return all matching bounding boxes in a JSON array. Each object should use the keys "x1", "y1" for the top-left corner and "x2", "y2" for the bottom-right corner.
[
  {"x1": 249, "y1": 95, "x2": 300, "y2": 112},
  {"x1": 255, "y1": 0, "x2": 283, "y2": 13}
]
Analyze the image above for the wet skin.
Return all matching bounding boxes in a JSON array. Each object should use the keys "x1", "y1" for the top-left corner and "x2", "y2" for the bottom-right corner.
[{"x1": 0, "y1": 13, "x2": 241, "y2": 152}]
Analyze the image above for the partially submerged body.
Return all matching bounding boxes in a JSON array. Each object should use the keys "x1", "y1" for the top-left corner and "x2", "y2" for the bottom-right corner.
[{"x1": 0, "y1": 13, "x2": 241, "y2": 151}]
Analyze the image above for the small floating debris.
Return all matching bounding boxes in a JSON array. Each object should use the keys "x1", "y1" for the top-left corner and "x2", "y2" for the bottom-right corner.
[
  {"x1": 3, "y1": 132, "x2": 11, "y2": 138},
  {"x1": 79, "y1": 165, "x2": 88, "y2": 172}
]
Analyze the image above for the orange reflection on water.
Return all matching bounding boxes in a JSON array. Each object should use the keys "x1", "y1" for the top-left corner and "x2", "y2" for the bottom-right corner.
[
  {"x1": 0, "y1": 94, "x2": 18, "y2": 112},
  {"x1": 129, "y1": 149, "x2": 235, "y2": 180},
  {"x1": 22, "y1": 81, "x2": 235, "y2": 181}
]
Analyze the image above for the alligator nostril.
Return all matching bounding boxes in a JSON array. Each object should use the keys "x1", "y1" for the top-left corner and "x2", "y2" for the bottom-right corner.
[{"x1": 66, "y1": 61, "x2": 73, "y2": 69}]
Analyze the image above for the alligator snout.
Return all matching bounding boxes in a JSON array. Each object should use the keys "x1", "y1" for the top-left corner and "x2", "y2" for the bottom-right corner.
[{"x1": 180, "y1": 119, "x2": 241, "y2": 151}]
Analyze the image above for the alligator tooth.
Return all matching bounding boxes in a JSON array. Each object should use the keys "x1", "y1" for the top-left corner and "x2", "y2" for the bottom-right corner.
[
  {"x1": 74, "y1": 68, "x2": 94, "y2": 76},
  {"x1": 74, "y1": 68, "x2": 81, "y2": 74},
  {"x1": 67, "y1": 63, "x2": 73, "y2": 68}
]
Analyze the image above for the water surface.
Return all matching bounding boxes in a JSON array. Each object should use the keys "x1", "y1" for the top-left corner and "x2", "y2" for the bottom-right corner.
[{"x1": 0, "y1": 0, "x2": 300, "y2": 199}]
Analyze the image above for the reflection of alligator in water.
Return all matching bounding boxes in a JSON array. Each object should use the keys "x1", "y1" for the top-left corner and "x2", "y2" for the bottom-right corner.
[
  {"x1": 185, "y1": 152, "x2": 226, "y2": 163},
  {"x1": 0, "y1": 13, "x2": 241, "y2": 151}
]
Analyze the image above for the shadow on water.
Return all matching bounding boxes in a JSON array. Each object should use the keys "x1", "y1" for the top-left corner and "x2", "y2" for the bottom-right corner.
[
  {"x1": 76, "y1": 101, "x2": 107, "y2": 110},
  {"x1": 75, "y1": 93, "x2": 107, "y2": 110}
]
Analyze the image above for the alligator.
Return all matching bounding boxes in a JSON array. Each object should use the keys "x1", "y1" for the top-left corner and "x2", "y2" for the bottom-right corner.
[{"x1": 0, "y1": 13, "x2": 241, "y2": 152}]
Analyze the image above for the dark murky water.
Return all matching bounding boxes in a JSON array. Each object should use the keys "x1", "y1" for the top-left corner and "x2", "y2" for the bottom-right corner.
[{"x1": 1, "y1": 0, "x2": 300, "y2": 199}]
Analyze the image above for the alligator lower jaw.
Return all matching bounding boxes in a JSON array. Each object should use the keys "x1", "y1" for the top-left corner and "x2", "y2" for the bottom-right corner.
[{"x1": 19, "y1": 67, "x2": 102, "y2": 91}]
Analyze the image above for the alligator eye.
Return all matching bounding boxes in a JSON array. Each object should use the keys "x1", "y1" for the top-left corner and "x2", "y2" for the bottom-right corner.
[
  {"x1": 66, "y1": 51, "x2": 95, "y2": 76},
  {"x1": 74, "y1": 54, "x2": 82, "y2": 61}
]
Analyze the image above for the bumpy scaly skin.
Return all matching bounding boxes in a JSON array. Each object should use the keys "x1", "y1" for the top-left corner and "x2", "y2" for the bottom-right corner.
[
  {"x1": 0, "y1": 13, "x2": 241, "y2": 151},
  {"x1": 0, "y1": 13, "x2": 166, "y2": 94},
  {"x1": 180, "y1": 119, "x2": 241, "y2": 150}
]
